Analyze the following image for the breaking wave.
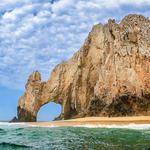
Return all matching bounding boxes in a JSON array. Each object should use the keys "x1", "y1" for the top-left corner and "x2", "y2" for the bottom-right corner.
[
  {"x1": 74, "y1": 124, "x2": 150, "y2": 130},
  {"x1": 29, "y1": 123, "x2": 150, "y2": 130},
  {"x1": 0, "y1": 122, "x2": 28, "y2": 126}
]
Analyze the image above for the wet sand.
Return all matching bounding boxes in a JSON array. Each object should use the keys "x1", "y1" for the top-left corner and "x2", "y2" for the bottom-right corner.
[{"x1": 29, "y1": 116, "x2": 150, "y2": 127}]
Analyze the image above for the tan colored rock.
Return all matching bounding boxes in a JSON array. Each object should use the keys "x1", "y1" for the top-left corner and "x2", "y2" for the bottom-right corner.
[{"x1": 18, "y1": 14, "x2": 150, "y2": 122}]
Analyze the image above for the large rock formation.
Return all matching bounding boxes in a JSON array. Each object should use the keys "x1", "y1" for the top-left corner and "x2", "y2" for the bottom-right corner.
[{"x1": 18, "y1": 14, "x2": 150, "y2": 122}]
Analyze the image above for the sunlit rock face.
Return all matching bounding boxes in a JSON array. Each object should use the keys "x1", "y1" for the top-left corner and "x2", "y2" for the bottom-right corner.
[{"x1": 18, "y1": 14, "x2": 150, "y2": 122}]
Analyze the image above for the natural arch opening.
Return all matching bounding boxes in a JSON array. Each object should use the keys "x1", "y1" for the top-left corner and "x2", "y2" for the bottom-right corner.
[{"x1": 37, "y1": 102, "x2": 62, "y2": 121}]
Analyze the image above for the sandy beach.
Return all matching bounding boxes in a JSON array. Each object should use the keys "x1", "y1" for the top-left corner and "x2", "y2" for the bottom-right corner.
[{"x1": 29, "y1": 116, "x2": 150, "y2": 127}]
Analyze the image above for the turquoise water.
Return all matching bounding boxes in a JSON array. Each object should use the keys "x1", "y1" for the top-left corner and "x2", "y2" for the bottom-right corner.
[{"x1": 0, "y1": 123, "x2": 150, "y2": 150}]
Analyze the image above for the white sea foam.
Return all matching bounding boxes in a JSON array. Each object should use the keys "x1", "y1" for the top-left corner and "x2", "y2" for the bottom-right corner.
[
  {"x1": 29, "y1": 124, "x2": 56, "y2": 128},
  {"x1": 0, "y1": 122, "x2": 29, "y2": 128},
  {"x1": 28, "y1": 123, "x2": 150, "y2": 130},
  {"x1": 1, "y1": 122, "x2": 149, "y2": 130},
  {"x1": 73, "y1": 124, "x2": 150, "y2": 130},
  {"x1": 0, "y1": 122, "x2": 27, "y2": 125}
]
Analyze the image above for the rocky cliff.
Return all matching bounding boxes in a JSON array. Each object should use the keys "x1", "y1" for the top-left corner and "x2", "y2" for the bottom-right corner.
[{"x1": 18, "y1": 14, "x2": 150, "y2": 122}]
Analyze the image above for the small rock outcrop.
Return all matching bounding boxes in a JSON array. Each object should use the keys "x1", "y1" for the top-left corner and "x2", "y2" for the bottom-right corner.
[
  {"x1": 18, "y1": 14, "x2": 150, "y2": 122},
  {"x1": 9, "y1": 116, "x2": 18, "y2": 123}
]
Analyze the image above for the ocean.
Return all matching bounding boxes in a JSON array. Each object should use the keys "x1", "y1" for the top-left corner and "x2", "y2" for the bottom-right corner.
[{"x1": 0, "y1": 123, "x2": 150, "y2": 150}]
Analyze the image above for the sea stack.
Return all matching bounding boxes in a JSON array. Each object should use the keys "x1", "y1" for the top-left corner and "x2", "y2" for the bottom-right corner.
[{"x1": 17, "y1": 14, "x2": 150, "y2": 122}]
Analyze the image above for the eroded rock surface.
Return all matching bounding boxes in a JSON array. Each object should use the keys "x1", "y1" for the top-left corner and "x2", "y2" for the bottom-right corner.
[{"x1": 18, "y1": 14, "x2": 150, "y2": 122}]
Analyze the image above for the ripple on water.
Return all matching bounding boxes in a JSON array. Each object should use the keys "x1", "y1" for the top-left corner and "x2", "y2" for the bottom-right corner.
[
  {"x1": 0, "y1": 126, "x2": 149, "y2": 150},
  {"x1": 0, "y1": 142, "x2": 32, "y2": 149}
]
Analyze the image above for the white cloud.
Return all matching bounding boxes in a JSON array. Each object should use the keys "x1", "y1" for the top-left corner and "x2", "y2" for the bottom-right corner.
[
  {"x1": 0, "y1": 0, "x2": 150, "y2": 90},
  {"x1": 52, "y1": 0, "x2": 74, "y2": 13}
]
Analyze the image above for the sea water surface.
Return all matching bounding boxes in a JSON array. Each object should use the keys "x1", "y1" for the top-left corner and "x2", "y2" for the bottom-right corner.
[{"x1": 0, "y1": 123, "x2": 150, "y2": 150}]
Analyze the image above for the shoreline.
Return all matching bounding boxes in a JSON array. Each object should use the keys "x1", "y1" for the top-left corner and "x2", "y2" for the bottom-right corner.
[{"x1": 29, "y1": 116, "x2": 150, "y2": 128}]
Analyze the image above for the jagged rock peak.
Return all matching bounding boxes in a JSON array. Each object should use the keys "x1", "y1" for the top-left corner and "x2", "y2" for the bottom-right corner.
[
  {"x1": 28, "y1": 70, "x2": 41, "y2": 82},
  {"x1": 17, "y1": 14, "x2": 150, "y2": 122},
  {"x1": 120, "y1": 14, "x2": 149, "y2": 25}
]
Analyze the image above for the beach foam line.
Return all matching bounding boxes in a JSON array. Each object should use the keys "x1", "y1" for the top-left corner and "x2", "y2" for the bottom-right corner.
[
  {"x1": 28, "y1": 123, "x2": 150, "y2": 130},
  {"x1": 0, "y1": 122, "x2": 29, "y2": 127},
  {"x1": 74, "y1": 124, "x2": 150, "y2": 129},
  {"x1": 29, "y1": 124, "x2": 56, "y2": 128}
]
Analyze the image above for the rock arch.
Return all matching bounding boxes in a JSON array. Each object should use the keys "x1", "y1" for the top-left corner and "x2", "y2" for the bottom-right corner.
[
  {"x1": 17, "y1": 69, "x2": 80, "y2": 122},
  {"x1": 18, "y1": 14, "x2": 150, "y2": 122},
  {"x1": 37, "y1": 102, "x2": 62, "y2": 121}
]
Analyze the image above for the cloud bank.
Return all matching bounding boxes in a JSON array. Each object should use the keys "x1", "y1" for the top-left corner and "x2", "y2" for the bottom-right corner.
[{"x1": 0, "y1": 0, "x2": 150, "y2": 89}]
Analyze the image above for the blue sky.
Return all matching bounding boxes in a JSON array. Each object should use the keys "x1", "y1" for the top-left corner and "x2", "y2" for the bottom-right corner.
[{"x1": 0, "y1": 0, "x2": 150, "y2": 121}]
